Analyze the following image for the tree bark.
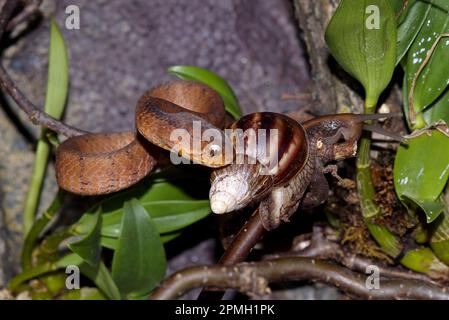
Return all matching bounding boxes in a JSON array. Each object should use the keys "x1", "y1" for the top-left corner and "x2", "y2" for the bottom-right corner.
[{"x1": 293, "y1": 0, "x2": 364, "y2": 114}]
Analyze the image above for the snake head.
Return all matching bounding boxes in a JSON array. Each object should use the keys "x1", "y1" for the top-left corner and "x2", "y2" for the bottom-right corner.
[
  {"x1": 167, "y1": 120, "x2": 234, "y2": 167},
  {"x1": 198, "y1": 139, "x2": 233, "y2": 167}
]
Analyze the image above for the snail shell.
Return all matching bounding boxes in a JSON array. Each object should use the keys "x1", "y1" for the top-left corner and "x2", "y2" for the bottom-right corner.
[{"x1": 209, "y1": 112, "x2": 308, "y2": 214}]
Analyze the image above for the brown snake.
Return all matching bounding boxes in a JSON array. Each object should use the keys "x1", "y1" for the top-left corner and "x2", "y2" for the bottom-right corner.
[{"x1": 55, "y1": 80, "x2": 228, "y2": 195}]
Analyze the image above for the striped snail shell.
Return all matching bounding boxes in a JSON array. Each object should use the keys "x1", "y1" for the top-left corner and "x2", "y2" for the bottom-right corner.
[{"x1": 209, "y1": 112, "x2": 308, "y2": 214}]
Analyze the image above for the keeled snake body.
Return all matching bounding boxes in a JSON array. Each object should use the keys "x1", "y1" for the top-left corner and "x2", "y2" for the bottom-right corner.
[{"x1": 55, "y1": 80, "x2": 228, "y2": 195}]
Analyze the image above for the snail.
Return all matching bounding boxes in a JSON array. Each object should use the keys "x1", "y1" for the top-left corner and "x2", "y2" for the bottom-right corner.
[{"x1": 209, "y1": 112, "x2": 401, "y2": 230}]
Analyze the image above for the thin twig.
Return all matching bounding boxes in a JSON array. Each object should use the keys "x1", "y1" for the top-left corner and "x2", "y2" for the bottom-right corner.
[
  {"x1": 6, "y1": 0, "x2": 42, "y2": 32},
  {"x1": 280, "y1": 92, "x2": 311, "y2": 101},
  {"x1": 149, "y1": 256, "x2": 449, "y2": 300},
  {"x1": 218, "y1": 209, "x2": 266, "y2": 265},
  {"x1": 0, "y1": 0, "x2": 86, "y2": 137},
  {"x1": 268, "y1": 225, "x2": 440, "y2": 285},
  {"x1": 0, "y1": 64, "x2": 86, "y2": 137},
  {"x1": 197, "y1": 208, "x2": 266, "y2": 299},
  {"x1": 0, "y1": 0, "x2": 20, "y2": 40}
]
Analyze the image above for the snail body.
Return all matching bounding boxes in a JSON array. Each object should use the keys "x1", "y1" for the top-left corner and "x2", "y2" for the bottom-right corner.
[{"x1": 210, "y1": 112, "x2": 396, "y2": 230}]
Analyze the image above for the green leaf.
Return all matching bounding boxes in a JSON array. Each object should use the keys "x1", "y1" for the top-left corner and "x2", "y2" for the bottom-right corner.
[
  {"x1": 73, "y1": 179, "x2": 211, "y2": 246},
  {"x1": 101, "y1": 232, "x2": 181, "y2": 250},
  {"x1": 396, "y1": 1, "x2": 431, "y2": 65},
  {"x1": 101, "y1": 200, "x2": 210, "y2": 236},
  {"x1": 54, "y1": 253, "x2": 84, "y2": 267},
  {"x1": 45, "y1": 18, "x2": 69, "y2": 118},
  {"x1": 390, "y1": 0, "x2": 406, "y2": 14},
  {"x1": 430, "y1": 204, "x2": 449, "y2": 265},
  {"x1": 111, "y1": 199, "x2": 167, "y2": 298},
  {"x1": 8, "y1": 253, "x2": 83, "y2": 291},
  {"x1": 79, "y1": 261, "x2": 121, "y2": 300},
  {"x1": 394, "y1": 130, "x2": 449, "y2": 222},
  {"x1": 325, "y1": 0, "x2": 397, "y2": 106},
  {"x1": 23, "y1": 19, "x2": 69, "y2": 234},
  {"x1": 168, "y1": 65, "x2": 242, "y2": 119},
  {"x1": 22, "y1": 190, "x2": 65, "y2": 270},
  {"x1": 68, "y1": 208, "x2": 102, "y2": 267},
  {"x1": 395, "y1": 0, "x2": 418, "y2": 25},
  {"x1": 136, "y1": 180, "x2": 198, "y2": 201},
  {"x1": 56, "y1": 253, "x2": 121, "y2": 300},
  {"x1": 366, "y1": 222, "x2": 402, "y2": 257},
  {"x1": 100, "y1": 236, "x2": 118, "y2": 250},
  {"x1": 402, "y1": 195, "x2": 444, "y2": 223},
  {"x1": 137, "y1": 201, "x2": 210, "y2": 233},
  {"x1": 86, "y1": 179, "x2": 197, "y2": 225},
  {"x1": 405, "y1": 5, "x2": 449, "y2": 112},
  {"x1": 9, "y1": 252, "x2": 121, "y2": 300},
  {"x1": 423, "y1": 88, "x2": 449, "y2": 125},
  {"x1": 428, "y1": 0, "x2": 449, "y2": 11},
  {"x1": 400, "y1": 246, "x2": 449, "y2": 277},
  {"x1": 60, "y1": 287, "x2": 107, "y2": 300}
]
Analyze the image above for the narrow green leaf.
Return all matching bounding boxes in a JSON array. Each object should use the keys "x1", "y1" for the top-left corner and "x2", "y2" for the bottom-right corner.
[
  {"x1": 101, "y1": 200, "x2": 210, "y2": 236},
  {"x1": 10, "y1": 252, "x2": 121, "y2": 300},
  {"x1": 137, "y1": 204, "x2": 210, "y2": 233},
  {"x1": 402, "y1": 194, "x2": 444, "y2": 222},
  {"x1": 430, "y1": 188, "x2": 449, "y2": 265},
  {"x1": 101, "y1": 232, "x2": 181, "y2": 250},
  {"x1": 394, "y1": 130, "x2": 449, "y2": 222},
  {"x1": 8, "y1": 264, "x2": 54, "y2": 292},
  {"x1": 366, "y1": 223, "x2": 402, "y2": 257},
  {"x1": 79, "y1": 179, "x2": 197, "y2": 228},
  {"x1": 22, "y1": 190, "x2": 65, "y2": 270},
  {"x1": 9, "y1": 253, "x2": 82, "y2": 291},
  {"x1": 60, "y1": 287, "x2": 107, "y2": 300},
  {"x1": 73, "y1": 179, "x2": 210, "y2": 241},
  {"x1": 426, "y1": 0, "x2": 449, "y2": 11},
  {"x1": 423, "y1": 87, "x2": 449, "y2": 125},
  {"x1": 429, "y1": 239, "x2": 449, "y2": 266},
  {"x1": 79, "y1": 261, "x2": 121, "y2": 300},
  {"x1": 405, "y1": 6, "x2": 449, "y2": 112},
  {"x1": 45, "y1": 18, "x2": 69, "y2": 118},
  {"x1": 100, "y1": 236, "x2": 118, "y2": 250},
  {"x1": 396, "y1": 1, "x2": 431, "y2": 65},
  {"x1": 400, "y1": 246, "x2": 449, "y2": 278},
  {"x1": 68, "y1": 208, "x2": 102, "y2": 267},
  {"x1": 390, "y1": 0, "x2": 406, "y2": 14},
  {"x1": 325, "y1": 0, "x2": 397, "y2": 106},
  {"x1": 112, "y1": 199, "x2": 167, "y2": 298},
  {"x1": 42, "y1": 250, "x2": 120, "y2": 300},
  {"x1": 54, "y1": 253, "x2": 84, "y2": 267},
  {"x1": 23, "y1": 19, "x2": 69, "y2": 234},
  {"x1": 168, "y1": 65, "x2": 242, "y2": 119},
  {"x1": 396, "y1": 0, "x2": 417, "y2": 25}
]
